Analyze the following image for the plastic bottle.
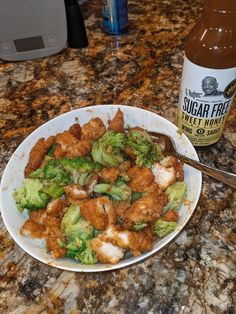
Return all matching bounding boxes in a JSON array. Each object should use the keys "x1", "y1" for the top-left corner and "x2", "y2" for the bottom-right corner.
[
  {"x1": 178, "y1": 0, "x2": 236, "y2": 147},
  {"x1": 102, "y1": 0, "x2": 128, "y2": 35}
]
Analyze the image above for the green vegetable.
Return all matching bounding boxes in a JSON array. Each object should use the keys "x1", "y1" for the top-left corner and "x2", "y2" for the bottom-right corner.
[
  {"x1": 61, "y1": 157, "x2": 102, "y2": 186},
  {"x1": 154, "y1": 219, "x2": 177, "y2": 238},
  {"x1": 47, "y1": 143, "x2": 57, "y2": 156},
  {"x1": 74, "y1": 242, "x2": 97, "y2": 265},
  {"x1": 133, "y1": 222, "x2": 147, "y2": 231},
  {"x1": 93, "y1": 182, "x2": 132, "y2": 201},
  {"x1": 13, "y1": 178, "x2": 49, "y2": 211},
  {"x1": 91, "y1": 130, "x2": 126, "y2": 167},
  {"x1": 61, "y1": 205, "x2": 97, "y2": 264},
  {"x1": 126, "y1": 129, "x2": 163, "y2": 167},
  {"x1": 131, "y1": 191, "x2": 146, "y2": 202},
  {"x1": 61, "y1": 205, "x2": 95, "y2": 240},
  {"x1": 29, "y1": 159, "x2": 71, "y2": 199},
  {"x1": 163, "y1": 181, "x2": 187, "y2": 212}
]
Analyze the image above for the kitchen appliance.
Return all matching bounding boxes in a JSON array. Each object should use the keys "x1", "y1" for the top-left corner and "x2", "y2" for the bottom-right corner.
[{"x1": 0, "y1": 0, "x2": 67, "y2": 61}]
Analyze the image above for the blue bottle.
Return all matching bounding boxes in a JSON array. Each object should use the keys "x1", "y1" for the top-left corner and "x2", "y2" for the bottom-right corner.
[{"x1": 102, "y1": 0, "x2": 128, "y2": 35}]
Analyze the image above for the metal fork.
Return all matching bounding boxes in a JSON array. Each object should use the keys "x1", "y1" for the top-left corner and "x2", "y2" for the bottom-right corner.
[{"x1": 149, "y1": 131, "x2": 236, "y2": 189}]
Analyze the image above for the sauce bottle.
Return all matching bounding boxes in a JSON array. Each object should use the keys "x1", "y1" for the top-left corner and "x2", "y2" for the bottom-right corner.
[{"x1": 178, "y1": 0, "x2": 236, "y2": 147}]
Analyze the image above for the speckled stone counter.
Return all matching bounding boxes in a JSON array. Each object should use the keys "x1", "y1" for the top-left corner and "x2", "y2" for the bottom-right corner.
[{"x1": 0, "y1": 1, "x2": 235, "y2": 313}]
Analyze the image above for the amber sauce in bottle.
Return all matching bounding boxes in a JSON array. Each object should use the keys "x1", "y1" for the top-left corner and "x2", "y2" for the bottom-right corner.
[{"x1": 178, "y1": 0, "x2": 236, "y2": 147}]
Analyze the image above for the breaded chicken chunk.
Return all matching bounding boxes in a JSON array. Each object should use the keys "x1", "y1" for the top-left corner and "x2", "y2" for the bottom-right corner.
[
  {"x1": 160, "y1": 156, "x2": 184, "y2": 182},
  {"x1": 86, "y1": 173, "x2": 99, "y2": 195},
  {"x1": 68, "y1": 123, "x2": 81, "y2": 139},
  {"x1": 99, "y1": 167, "x2": 120, "y2": 183},
  {"x1": 81, "y1": 117, "x2": 106, "y2": 141},
  {"x1": 55, "y1": 131, "x2": 91, "y2": 158},
  {"x1": 151, "y1": 162, "x2": 176, "y2": 190},
  {"x1": 29, "y1": 209, "x2": 47, "y2": 225},
  {"x1": 80, "y1": 196, "x2": 116, "y2": 230},
  {"x1": 100, "y1": 225, "x2": 153, "y2": 256},
  {"x1": 108, "y1": 109, "x2": 125, "y2": 133},
  {"x1": 128, "y1": 166, "x2": 155, "y2": 192},
  {"x1": 113, "y1": 201, "x2": 130, "y2": 222},
  {"x1": 90, "y1": 236, "x2": 125, "y2": 264},
  {"x1": 43, "y1": 216, "x2": 66, "y2": 259},
  {"x1": 20, "y1": 220, "x2": 45, "y2": 239},
  {"x1": 46, "y1": 199, "x2": 68, "y2": 218},
  {"x1": 64, "y1": 184, "x2": 88, "y2": 204},
  {"x1": 24, "y1": 136, "x2": 55, "y2": 177},
  {"x1": 124, "y1": 191, "x2": 167, "y2": 227}
]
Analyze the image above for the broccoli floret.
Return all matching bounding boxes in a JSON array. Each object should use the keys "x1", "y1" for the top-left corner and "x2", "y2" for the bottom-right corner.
[
  {"x1": 41, "y1": 182, "x2": 65, "y2": 199},
  {"x1": 30, "y1": 159, "x2": 70, "y2": 183},
  {"x1": 163, "y1": 182, "x2": 187, "y2": 212},
  {"x1": 61, "y1": 157, "x2": 102, "y2": 186},
  {"x1": 66, "y1": 240, "x2": 97, "y2": 264},
  {"x1": 47, "y1": 143, "x2": 57, "y2": 156},
  {"x1": 93, "y1": 182, "x2": 132, "y2": 201},
  {"x1": 29, "y1": 159, "x2": 71, "y2": 199},
  {"x1": 91, "y1": 130, "x2": 126, "y2": 167},
  {"x1": 65, "y1": 237, "x2": 85, "y2": 259},
  {"x1": 13, "y1": 178, "x2": 49, "y2": 211},
  {"x1": 126, "y1": 129, "x2": 163, "y2": 167},
  {"x1": 61, "y1": 205, "x2": 95, "y2": 241},
  {"x1": 154, "y1": 219, "x2": 177, "y2": 238},
  {"x1": 61, "y1": 205, "x2": 97, "y2": 264},
  {"x1": 74, "y1": 241, "x2": 97, "y2": 264},
  {"x1": 133, "y1": 222, "x2": 147, "y2": 231},
  {"x1": 115, "y1": 174, "x2": 130, "y2": 185},
  {"x1": 131, "y1": 191, "x2": 146, "y2": 202}
]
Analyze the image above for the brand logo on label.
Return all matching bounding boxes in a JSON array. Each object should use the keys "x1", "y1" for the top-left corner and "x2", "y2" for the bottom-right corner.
[
  {"x1": 201, "y1": 76, "x2": 223, "y2": 97},
  {"x1": 224, "y1": 78, "x2": 236, "y2": 99}
]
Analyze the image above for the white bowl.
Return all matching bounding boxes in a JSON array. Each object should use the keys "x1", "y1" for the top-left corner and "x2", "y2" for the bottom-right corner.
[{"x1": 0, "y1": 105, "x2": 202, "y2": 272}]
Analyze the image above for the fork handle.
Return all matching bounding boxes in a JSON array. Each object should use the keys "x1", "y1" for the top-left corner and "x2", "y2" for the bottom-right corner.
[{"x1": 177, "y1": 153, "x2": 236, "y2": 189}]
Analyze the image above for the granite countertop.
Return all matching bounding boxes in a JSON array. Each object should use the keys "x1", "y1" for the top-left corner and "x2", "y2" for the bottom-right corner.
[{"x1": 0, "y1": 0, "x2": 235, "y2": 313}]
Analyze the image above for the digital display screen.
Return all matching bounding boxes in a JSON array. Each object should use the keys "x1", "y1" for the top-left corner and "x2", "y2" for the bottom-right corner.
[{"x1": 14, "y1": 36, "x2": 45, "y2": 52}]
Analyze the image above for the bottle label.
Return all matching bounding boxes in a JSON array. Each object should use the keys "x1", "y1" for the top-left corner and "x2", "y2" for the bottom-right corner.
[
  {"x1": 102, "y1": 0, "x2": 128, "y2": 35},
  {"x1": 178, "y1": 56, "x2": 236, "y2": 146}
]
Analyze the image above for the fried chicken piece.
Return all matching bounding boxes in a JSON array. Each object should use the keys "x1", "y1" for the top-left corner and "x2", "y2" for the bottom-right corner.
[
  {"x1": 119, "y1": 160, "x2": 132, "y2": 173},
  {"x1": 99, "y1": 167, "x2": 120, "y2": 183},
  {"x1": 24, "y1": 136, "x2": 55, "y2": 177},
  {"x1": 29, "y1": 209, "x2": 47, "y2": 225},
  {"x1": 81, "y1": 117, "x2": 106, "y2": 141},
  {"x1": 90, "y1": 236, "x2": 125, "y2": 264},
  {"x1": 174, "y1": 159, "x2": 184, "y2": 181},
  {"x1": 46, "y1": 199, "x2": 68, "y2": 218},
  {"x1": 86, "y1": 173, "x2": 99, "y2": 195},
  {"x1": 124, "y1": 146, "x2": 136, "y2": 160},
  {"x1": 108, "y1": 109, "x2": 125, "y2": 133},
  {"x1": 124, "y1": 191, "x2": 167, "y2": 227},
  {"x1": 68, "y1": 123, "x2": 81, "y2": 139},
  {"x1": 20, "y1": 220, "x2": 45, "y2": 239},
  {"x1": 151, "y1": 162, "x2": 176, "y2": 190},
  {"x1": 64, "y1": 184, "x2": 88, "y2": 204},
  {"x1": 160, "y1": 156, "x2": 184, "y2": 181},
  {"x1": 55, "y1": 131, "x2": 78, "y2": 147},
  {"x1": 53, "y1": 144, "x2": 66, "y2": 159},
  {"x1": 128, "y1": 231, "x2": 153, "y2": 256},
  {"x1": 99, "y1": 225, "x2": 153, "y2": 257},
  {"x1": 162, "y1": 210, "x2": 180, "y2": 222},
  {"x1": 128, "y1": 166, "x2": 155, "y2": 192},
  {"x1": 55, "y1": 131, "x2": 91, "y2": 157},
  {"x1": 80, "y1": 196, "x2": 116, "y2": 230},
  {"x1": 43, "y1": 216, "x2": 66, "y2": 259},
  {"x1": 113, "y1": 201, "x2": 130, "y2": 222},
  {"x1": 159, "y1": 156, "x2": 176, "y2": 167}
]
